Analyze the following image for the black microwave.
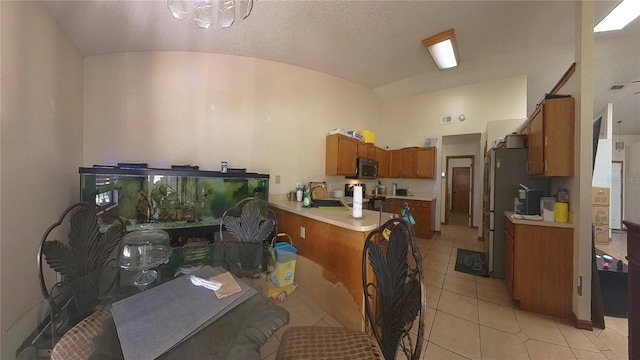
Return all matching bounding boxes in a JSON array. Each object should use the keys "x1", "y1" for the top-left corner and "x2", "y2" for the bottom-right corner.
[{"x1": 347, "y1": 158, "x2": 378, "y2": 180}]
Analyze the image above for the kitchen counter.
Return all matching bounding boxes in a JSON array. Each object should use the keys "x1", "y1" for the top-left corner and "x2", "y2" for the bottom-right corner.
[
  {"x1": 504, "y1": 211, "x2": 574, "y2": 229},
  {"x1": 269, "y1": 198, "x2": 388, "y2": 232}
]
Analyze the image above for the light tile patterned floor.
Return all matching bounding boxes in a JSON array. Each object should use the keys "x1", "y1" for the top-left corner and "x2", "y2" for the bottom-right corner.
[{"x1": 261, "y1": 224, "x2": 630, "y2": 360}]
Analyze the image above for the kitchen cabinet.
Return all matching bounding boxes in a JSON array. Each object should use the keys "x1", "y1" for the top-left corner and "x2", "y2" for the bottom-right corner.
[
  {"x1": 416, "y1": 147, "x2": 436, "y2": 179},
  {"x1": 326, "y1": 134, "x2": 358, "y2": 176},
  {"x1": 504, "y1": 214, "x2": 573, "y2": 319},
  {"x1": 402, "y1": 148, "x2": 417, "y2": 178},
  {"x1": 384, "y1": 199, "x2": 434, "y2": 239},
  {"x1": 525, "y1": 97, "x2": 575, "y2": 177},
  {"x1": 325, "y1": 134, "x2": 436, "y2": 179},
  {"x1": 405, "y1": 200, "x2": 434, "y2": 239},
  {"x1": 389, "y1": 149, "x2": 403, "y2": 178},
  {"x1": 375, "y1": 147, "x2": 390, "y2": 178}
]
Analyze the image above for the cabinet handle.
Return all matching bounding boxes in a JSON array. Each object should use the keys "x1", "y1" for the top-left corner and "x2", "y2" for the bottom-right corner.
[{"x1": 526, "y1": 161, "x2": 529, "y2": 173}]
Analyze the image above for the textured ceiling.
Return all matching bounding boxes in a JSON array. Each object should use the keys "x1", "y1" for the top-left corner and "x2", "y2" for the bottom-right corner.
[{"x1": 43, "y1": 0, "x2": 640, "y2": 134}]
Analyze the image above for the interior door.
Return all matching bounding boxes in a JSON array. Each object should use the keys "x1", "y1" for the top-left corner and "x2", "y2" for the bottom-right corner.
[{"x1": 452, "y1": 167, "x2": 471, "y2": 213}]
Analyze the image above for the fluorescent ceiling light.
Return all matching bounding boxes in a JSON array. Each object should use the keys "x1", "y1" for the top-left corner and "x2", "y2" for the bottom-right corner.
[
  {"x1": 594, "y1": 0, "x2": 640, "y2": 32},
  {"x1": 422, "y1": 28, "x2": 459, "y2": 70}
]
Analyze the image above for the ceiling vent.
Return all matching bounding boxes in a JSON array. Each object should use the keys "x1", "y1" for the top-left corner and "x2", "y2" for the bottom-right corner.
[
  {"x1": 610, "y1": 84, "x2": 624, "y2": 90},
  {"x1": 440, "y1": 115, "x2": 453, "y2": 125}
]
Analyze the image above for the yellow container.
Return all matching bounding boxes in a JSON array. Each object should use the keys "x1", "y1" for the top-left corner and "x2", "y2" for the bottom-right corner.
[
  {"x1": 359, "y1": 130, "x2": 376, "y2": 144},
  {"x1": 270, "y1": 243, "x2": 297, "y2": 287},
  {"x1": 554, "y1": 202, "x2": 569, "y2": 223}
]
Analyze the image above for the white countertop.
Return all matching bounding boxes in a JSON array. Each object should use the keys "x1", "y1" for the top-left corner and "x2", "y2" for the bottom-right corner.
[
  {"x1": 504, "y1": 211, "x2": 574, "y2": 229},
  {"x1": 270, "y1": 198, "x2": 391, "y2": 232}
]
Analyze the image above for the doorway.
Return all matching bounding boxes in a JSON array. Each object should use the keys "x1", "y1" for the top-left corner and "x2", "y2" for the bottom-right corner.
[{"x1": 445, "y1": 155, "x2": 474, "y2": 227}]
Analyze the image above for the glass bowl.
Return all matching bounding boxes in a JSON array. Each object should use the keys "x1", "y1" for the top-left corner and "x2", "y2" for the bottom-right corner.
[{"x1": 120, "y1": 230, "x2": 173, "y2": 285}]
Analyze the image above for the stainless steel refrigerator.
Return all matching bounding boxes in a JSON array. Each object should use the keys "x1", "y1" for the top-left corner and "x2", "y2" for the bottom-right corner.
[{"x1": 482, "y1": 148, "x2": 550, "y2": 279}]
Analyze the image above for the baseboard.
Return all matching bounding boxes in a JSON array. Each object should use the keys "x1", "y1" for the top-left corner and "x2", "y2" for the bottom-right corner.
[{"x1": 571, "y1": 312, "x2": 593, "y2": 330}]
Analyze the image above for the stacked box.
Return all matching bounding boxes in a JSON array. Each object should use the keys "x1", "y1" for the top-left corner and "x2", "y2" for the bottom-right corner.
[{"x1": 592, "y1": 187, "x2": 610, "y2": 244}]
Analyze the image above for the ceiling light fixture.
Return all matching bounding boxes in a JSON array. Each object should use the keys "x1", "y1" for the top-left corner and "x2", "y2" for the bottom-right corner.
[
  {"x1": 422, "y1": 28, "x2": 459, "y2": 70},
  {"x1": 594, "y1": 0, "x2": 640, "y2": 32},
  {"x1": 167, "y1": 0, "x2": 253, "y2": 29},
  {"x1": 615, "y1": 120, "x2": 625, "y2": 151}
]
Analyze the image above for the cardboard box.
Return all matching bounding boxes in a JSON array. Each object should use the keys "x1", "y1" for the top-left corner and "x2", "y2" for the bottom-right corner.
[
  {"x1": 592, "y1": 205, "x2": 610, "y2": 225},
  {"x1": 592, "y1": 187, "x2": 610, "y2": 206},
  {"x1": 594, "y1": 225, "x2": 610, "y2": 244}
]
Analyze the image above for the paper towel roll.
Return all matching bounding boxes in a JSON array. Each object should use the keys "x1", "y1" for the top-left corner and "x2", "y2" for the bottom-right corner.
[{"x1": 353, "y1": 185, "x2": 363, "y2": 218}]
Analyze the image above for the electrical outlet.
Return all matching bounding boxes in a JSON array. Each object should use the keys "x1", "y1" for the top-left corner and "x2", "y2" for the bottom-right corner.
[
  {"x1": 275, "y1": 175, "x2": 280, "y2": 184},
  {"x1": 300, "y1": 226, "x2": 305, "y2": 239},
  {"x1": 577, "y1": 275, "x2": 583, "y2": 296},
  {"x1": 329, "y1": 183, "x2": 334, "y2": 190}
]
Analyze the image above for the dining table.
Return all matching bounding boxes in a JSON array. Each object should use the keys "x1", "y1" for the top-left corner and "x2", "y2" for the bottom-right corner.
[{"x1": 46, "y1": 242, "x2": 290, "y2": 360}]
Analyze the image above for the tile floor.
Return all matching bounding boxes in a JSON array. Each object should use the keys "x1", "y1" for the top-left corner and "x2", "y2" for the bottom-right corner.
[{"x1": 260, "y1": 224, "x2": 630, "y2": 360}]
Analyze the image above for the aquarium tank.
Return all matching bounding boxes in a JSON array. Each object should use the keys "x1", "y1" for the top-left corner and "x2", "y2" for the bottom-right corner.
[{"x1": 79, "y1": 166, "x2": 270, "y2": 247}]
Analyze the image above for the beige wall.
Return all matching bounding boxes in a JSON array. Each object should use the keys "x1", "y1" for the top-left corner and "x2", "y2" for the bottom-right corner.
[
  {"x1": 0, "y1": 0, "x2": 84, "y2": 355},
  {"x1": 380, "y1": 75, "x2": 527, "y2": 231},
  {"x1": 83, "y1": 52, "x2": 383, "y2": 194}
]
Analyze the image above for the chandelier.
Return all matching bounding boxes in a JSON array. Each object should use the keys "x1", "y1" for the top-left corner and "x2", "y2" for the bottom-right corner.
[{"x1": 167, "y1": 0, "x2": 254, "y2": 29}]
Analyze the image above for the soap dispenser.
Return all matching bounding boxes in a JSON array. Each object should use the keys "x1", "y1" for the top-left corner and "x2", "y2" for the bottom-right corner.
[{"x1": 302, "y1": 186, "x2": 312, "y2": 208}]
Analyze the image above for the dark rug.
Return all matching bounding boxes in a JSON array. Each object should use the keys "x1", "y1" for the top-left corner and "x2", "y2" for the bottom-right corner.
[{"x1": 454, "y1": 249, "x2": 488, "y2": 277}]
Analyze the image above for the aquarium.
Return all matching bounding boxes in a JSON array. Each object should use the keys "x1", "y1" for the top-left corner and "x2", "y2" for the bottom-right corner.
[{"x1": 79, "y1": 167, "x2": 270, "y2": 246}]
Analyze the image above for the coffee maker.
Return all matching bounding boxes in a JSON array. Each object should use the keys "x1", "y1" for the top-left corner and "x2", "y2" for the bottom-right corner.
[{"x1": 515, "y1": 184, "x2": 544, "y2": 215}]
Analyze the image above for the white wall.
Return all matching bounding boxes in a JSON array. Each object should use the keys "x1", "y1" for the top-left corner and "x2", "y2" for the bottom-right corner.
[
  {"x1": 624, "y1": 142, "x2": 640, "y2": 224},
  {"x1": 380, "y1": 76, "x2": 527, "y2": 232},
  {"x1": 0, "y1": 1, "x2": 84, "y2": 356},
  {"x1": 485, "y1": 118, "x2": 527, "y2": 149},
  {"x1": 83, "y1": 52, "x2": 383, "y2": 195}
]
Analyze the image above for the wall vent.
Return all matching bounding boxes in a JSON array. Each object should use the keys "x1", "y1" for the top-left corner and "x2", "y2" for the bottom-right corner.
[
  {"x1": 440, "y1": 115, "x2": 453, "y2": 125},
  {"x1": 610, "y1": 84, "x2": 624, "y2": 90}
]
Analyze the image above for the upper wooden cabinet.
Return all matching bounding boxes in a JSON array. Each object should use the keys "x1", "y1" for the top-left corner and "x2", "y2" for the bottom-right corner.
[
  {"x1": 389, "y1": 149, "x2": 403, "y2": 178},
  {"x1": 325, "y1": 134, "x2": 437, "y2": 179},
  {"x1": 416, "y1": 147, "x2": 436, "y2": 179},
  {"x1": 375, "y1": 147, "x2": 390, "y2": 178},
  {"x1": 402, "y1": 148, "x2": 417, "y2": 178},
  {"x1": 326, "y1": 134, "x2": 357, "y2": 176},
  {"x1": 525, "y1": 97, "x2": 575, "y2": 177}
]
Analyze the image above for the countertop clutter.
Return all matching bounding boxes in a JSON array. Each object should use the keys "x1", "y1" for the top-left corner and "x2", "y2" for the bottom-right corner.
[{"x1": 505, "y1": 211, "x2": 573, "y2": 229}]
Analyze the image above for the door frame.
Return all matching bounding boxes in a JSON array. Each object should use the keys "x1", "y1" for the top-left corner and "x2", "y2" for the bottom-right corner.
[{"x1": 444, "y1": 155, "x2": 475, "y2": 227}]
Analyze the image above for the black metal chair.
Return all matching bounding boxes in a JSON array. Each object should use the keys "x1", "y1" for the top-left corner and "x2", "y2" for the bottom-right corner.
[
  {"x1": 276, "y1": 217, "x2": 425, "y2": 360},
  {"x1": 219, "y1": 197, "x2": 277, "y2": 276},
  {"x1": 18, "y1": 203, "x2": 125, "y2": 358}
]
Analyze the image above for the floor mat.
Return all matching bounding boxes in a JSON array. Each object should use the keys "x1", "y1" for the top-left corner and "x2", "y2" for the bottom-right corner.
[{"x1": 454, "y1": 249, "x2": 488, "y2": 277}]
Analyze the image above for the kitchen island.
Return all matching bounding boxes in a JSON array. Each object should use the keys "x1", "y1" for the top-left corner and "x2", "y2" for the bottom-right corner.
[{"x1": 269, "y1": 198, "x2": 386, "y2": 330}]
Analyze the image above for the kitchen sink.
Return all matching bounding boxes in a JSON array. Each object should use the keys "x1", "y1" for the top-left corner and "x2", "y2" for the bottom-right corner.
[{"x1": 310, "y1": 199, "x2": 345, "y2": 208}]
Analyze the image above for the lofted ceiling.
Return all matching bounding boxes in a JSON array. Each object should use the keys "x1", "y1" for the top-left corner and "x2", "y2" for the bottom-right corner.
[{"x1": 43, "y1": 0, "x2": 640, "y2": 135}]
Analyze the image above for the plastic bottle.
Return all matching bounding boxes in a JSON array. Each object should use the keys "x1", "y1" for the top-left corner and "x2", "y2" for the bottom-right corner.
[
  {"x1": 557, "y1": 188, "x2": 569, "y2": 203},
  {"x1": 302, "y1": 187, "x2": 312, "y2": 208},
  {"x1": 555, "y1": 188, "x2": 569, "y2": 223},
  {"x1": 296, "y1": 186, "x2": 303, "y2": 202}
]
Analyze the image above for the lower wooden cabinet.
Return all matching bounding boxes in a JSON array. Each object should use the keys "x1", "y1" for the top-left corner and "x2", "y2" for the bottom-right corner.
[
  {"x1": 504, "y1": 215, "x2": 573, "y2": 319},
  {"x1": 385, "y1": 198, "x2": 435, "y2": 239}
]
